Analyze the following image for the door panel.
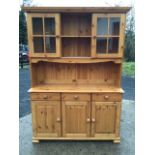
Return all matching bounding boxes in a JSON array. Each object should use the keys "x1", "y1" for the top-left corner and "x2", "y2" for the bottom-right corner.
[
  {"x1": 92, "y1": 102, "x2": 117, "y2": 137},
  {"x1": 36, "y1": 105, "x2": 46, "y2": 133},
  {"x1": 91, "y1": 14, "x2": 126, "y2": 58},
  {"x1": 31, "y1": 101, "x2": 61, "y2": 137},
  {"x1": 62, "y1": 101, "x2": 90, "y2": 137},
  {"x1": 27, "y1": 13, "x2": 61, "y2": 57}
]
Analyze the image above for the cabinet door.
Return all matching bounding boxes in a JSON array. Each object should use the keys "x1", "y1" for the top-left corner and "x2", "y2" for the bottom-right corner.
[
  {"x1": 92, "y1": 14, "x2": 126, "y2": 58},
  {"x1": 31, "y1": 101, "x2": 61, "y2": 137},
  {"x1": 27, "y1": 13, "x2": 61, "y2": 57},
  {"x1": 62, "y1": 101, "x2": 90, "y2": 137},
  {"x1": 91, "y1": 102, "x2": 118, "y2": 137}
]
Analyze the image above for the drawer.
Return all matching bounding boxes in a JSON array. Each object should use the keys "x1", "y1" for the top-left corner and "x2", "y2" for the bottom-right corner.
[
  {"x1": 92, "y1": 93, "x2": 122, "y2": 102},
  {"x1": 62, "y1": 93, "x2": 90, "y2": 101},
  {"x1": 30, "y1": 93, "x2": 60, "y2": 101}
]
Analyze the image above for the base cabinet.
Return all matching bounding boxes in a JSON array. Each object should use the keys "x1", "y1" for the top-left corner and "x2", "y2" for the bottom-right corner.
[{"x1": 31, "y1": 93, "x2": 122, "y2": 142}]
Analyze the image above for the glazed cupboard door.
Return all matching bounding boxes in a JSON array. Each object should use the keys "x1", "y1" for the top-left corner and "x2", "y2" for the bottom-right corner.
[
  {"x1": 31, "y1": 101, "x2": 61, "y2": 137},
  {"x1": 91, "y1": 102, "x2": 118, "y2": 137},
  {"x1": 62, "y1": 101, "x2": 91, "y2": 137},
  {"x1": 91, "y1": 14, "x2": 126, "y2": 58},
  {"x1": 27, "y1": 14, "x2": 61, "y2": 57}
]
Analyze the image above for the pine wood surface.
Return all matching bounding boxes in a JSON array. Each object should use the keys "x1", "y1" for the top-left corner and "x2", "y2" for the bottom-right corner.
[
  {"x1": 29, "y1": 85, "x2": 124, "y2": 93},
  {"x1": 23, "y1": 6, "x2": 130, "y2": 142}
]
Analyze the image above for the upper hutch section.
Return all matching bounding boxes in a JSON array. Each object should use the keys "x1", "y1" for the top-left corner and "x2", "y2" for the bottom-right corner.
[{"x1": 23, "y1": 7, "x2": 130, "y2": 60}]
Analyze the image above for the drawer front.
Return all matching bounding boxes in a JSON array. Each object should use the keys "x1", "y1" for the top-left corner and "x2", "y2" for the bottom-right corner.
[
  {"x1": 92, "y1": 93, "x2": 122, "y2": 102},
  {"x1": 62, "y1": 93, "x2": 90, "y2": 101},
  {"x1": 30, "y1": 93, "x2": 60, "y2": 101}
]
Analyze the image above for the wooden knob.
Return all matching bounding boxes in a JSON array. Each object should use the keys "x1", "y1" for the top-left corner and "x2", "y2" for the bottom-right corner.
[
  {"x1": 72, "y1": 79, "x2": 76, "y2": 82},
  {"x1": 104, "y1": 95, "x2": 109, "y2": 100},
  {"x1": 43, "y1": 95, "x2": 48, "y2": 99},
  {"x1": 74, "y1": 95, "x2": 79, "y2": 99},
  {"x1": 56, "y1": 118, "x2": 61, "y2": 122},
  {"x1": 92, "y1": 118, "x2": 95, "y2": 123},
  {"x1": 86, "y1": 118, "x2": 90, "y2": 122},
  {"x1": 56, "y1": 35, "x2": 60, "y2": 38}
]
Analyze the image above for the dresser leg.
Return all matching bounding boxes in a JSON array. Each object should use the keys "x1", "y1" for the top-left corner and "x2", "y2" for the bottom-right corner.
[
  {"x1": 32, "y1": 139, "x2": 40, "y2": 143},
  {"x1": 113, "y1": 139, "x2": 120, "y2": 144}
]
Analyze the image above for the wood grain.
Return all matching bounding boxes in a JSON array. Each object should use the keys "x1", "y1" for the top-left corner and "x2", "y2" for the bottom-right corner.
[{"x1": 24, "y1": 8, "x2": 129, "y2": 142}]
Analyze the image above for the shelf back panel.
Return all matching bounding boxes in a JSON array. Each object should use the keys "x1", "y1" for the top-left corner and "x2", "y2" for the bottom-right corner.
[
  {"x1": 31, "y1": 62, "x2": 121, "y2": 87},
  {"x1": 62, "y1": 38, "x2": 91, "y2": 57},
  {"x1": 61, "y1": 13, "x2": 91, "y2": 36}
]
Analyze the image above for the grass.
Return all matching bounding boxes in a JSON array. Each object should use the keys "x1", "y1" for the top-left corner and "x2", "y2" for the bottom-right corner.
[{"x1": 122, "y1": 62, "x2": 135, "y2": 77}]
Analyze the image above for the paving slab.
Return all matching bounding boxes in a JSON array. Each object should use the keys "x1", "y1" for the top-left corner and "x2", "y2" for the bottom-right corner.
[{"x1": 19, "y1": 100, "x2": 135, "y2": 155}]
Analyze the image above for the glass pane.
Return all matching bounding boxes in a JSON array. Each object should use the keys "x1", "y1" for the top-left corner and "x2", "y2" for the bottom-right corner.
[
  {"x1": 33, "y1": 37, "x2": 44, "y2": 53},
  {"x1": 32, "y1": 18, "x2": 43, "y2": 35},
  {"x1": 109, "y1": 18, "x2": 120, "y2": 35},
  {"x1": 45, "y1": 18, "x2": 55, "y2": 35},
  {"x1": 108, "y1": 37, "x2": 119, "y2": 53},
  {"x1": 96, "y1": 38, "x2": 107, "y2": 54},
  {"x1": 97, "y1": 18, "x2": 108, "y2": 35},
  {"x1": 45, "y1": 37, "x2": 56, "y2": 53}
]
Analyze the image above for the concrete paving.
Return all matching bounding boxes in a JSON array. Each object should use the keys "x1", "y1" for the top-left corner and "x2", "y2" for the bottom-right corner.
[{"x1": 19, "y1": 100, "x2": 135, "y2": 155}]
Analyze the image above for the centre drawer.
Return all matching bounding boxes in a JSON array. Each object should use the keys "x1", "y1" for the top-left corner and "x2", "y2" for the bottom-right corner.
[
  {"x1": 30, "y1": 93, "x2": 60, "y2": 101},
  {"x1": 62, "y1": 93, "x2": 90, "y2": 101},
  {"x1": 92, "y1": 93, "x2": 122, "y2": 102}
]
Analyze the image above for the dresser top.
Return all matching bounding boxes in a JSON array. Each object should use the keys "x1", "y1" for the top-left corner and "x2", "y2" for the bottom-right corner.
[{"x1": 22, "y1": 7, "x2": 131, "y2": 14}]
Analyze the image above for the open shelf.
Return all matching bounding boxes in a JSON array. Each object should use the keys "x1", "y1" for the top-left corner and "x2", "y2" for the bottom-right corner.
[
  {"x1": 61, "y1": 35, "x2": 92, "y2": 38},
  {"x1": 61, "y1": 13, "x2": 91, "y2": 36},
  {"x1": 30, "y1": 62, "x2": 121, "y2": 88},
  {"x1": 61, "y1": 37, "x2": 91, "y2": 57},
  {"x1": 29, "y1": 84, "x2": 124, "y2": 93}
]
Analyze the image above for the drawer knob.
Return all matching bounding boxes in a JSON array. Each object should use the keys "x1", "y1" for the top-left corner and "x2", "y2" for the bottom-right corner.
[
  {"x1": 86, "y1": 118, "x2": 90, "y2": 122},
  {"x1": 56, "y1": 118, "x2": 61, "y2": 122},
  {"x1": 92, "y1": 118, "x2": 95, "y2": 123},
  {"x1": 43, "y1": 95, "x2": 48, "y2": 99},
  {"x1": 104, "y1": 95, "x2": 109, "y2": 100},
  {"x1": 74, "y1": 95, "x2": 79, "y2": 99}
]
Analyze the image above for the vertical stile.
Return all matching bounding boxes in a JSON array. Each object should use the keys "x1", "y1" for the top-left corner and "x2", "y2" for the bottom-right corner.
[
  {"x1": 42, "y1": 16, "x2": 46, "y2": 53},
  {"x1": 107, "y1": 17, "x2": 110, "y2": 54}
]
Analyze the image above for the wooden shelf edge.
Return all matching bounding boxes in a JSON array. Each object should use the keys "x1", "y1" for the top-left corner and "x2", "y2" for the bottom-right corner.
[
  {"x1": 32, "y1": 136, "x2": 120, "y2": 141},
  {"x1": 30, "y1": 58, "x2": 123, "y2": 64},
  {"x1": 28, "y1": 86, "x2": 124, "y2": 93}
]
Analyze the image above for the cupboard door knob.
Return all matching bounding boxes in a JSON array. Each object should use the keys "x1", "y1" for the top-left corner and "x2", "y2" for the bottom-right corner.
[
  {"x1": 92, "y1": 118, "x2": 95, "y2": 123},
  {"x1": 104, "y1": 95, "x2": 109, "y2": 100},
  {"x1": 56, "y1": 118, "x2": 61, "y2": 122},
  {"x1": 74, "y1": 95, "x2": 79, "y2": 100},
  {"x1": 86, "y1": 118, "x2": 90, "y2": 122},
  {"x1": 56, "y1": 35, "x2": 60, "y2": 38},
  {"x1": 43, "y1": 95, "x2": 48, "y2": 99}
]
